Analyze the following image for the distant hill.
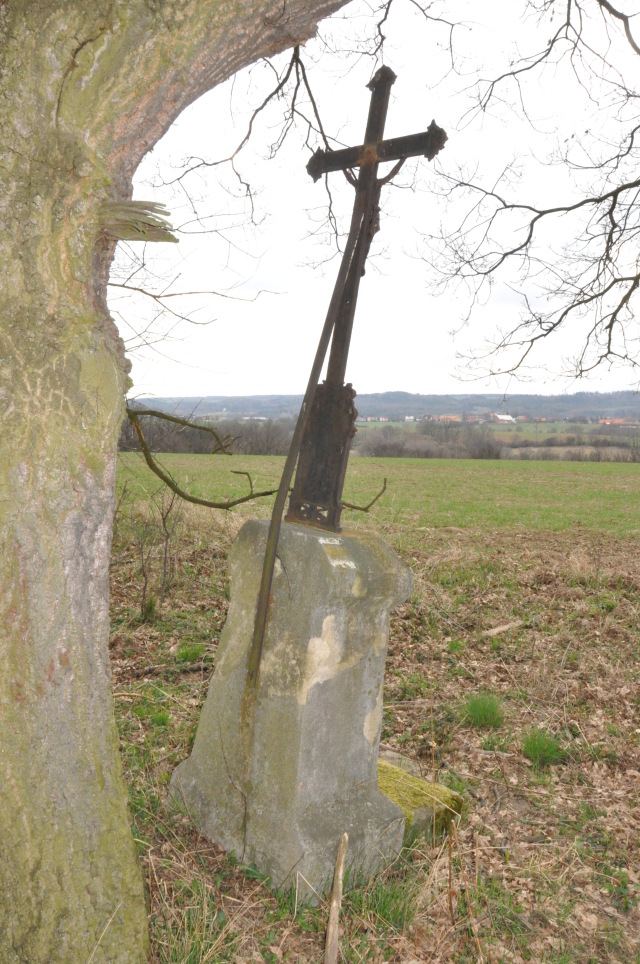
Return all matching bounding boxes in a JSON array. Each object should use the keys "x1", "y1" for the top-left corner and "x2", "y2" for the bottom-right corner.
[{"x1": 138, "y1": 390, "x2": 640, "y2": 421}]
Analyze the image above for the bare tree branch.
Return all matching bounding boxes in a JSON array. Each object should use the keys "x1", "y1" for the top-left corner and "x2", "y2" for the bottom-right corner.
[
  {"x1": 597, "y1": 0, "x2": 640, "y2": 57},
  {"x1": 424, "y1": 0, "x2": 640, "y2": 380},
  {"x1": 342, "y1": 477, "x2": 387, "y2": 512},
  {"x1": 126, "y1": 406, "x2": 236, "y2": 454},
  {"x1": 127, "y1": 410, "x2": 279, "y2": 510}
]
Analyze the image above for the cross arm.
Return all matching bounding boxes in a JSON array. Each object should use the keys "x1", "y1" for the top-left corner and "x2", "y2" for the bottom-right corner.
[{"x1": 306, "y1": 120, "x2": 447, "y2": 182}]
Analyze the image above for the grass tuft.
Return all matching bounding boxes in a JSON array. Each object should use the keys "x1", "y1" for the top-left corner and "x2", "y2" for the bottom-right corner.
[
  {"x1": 176, "y1": 642, "x2": 207, "y2": 663},
  {"x1": 345, "y1": 863, "x2": 420, "y2": 932},
  {"x1": 522, "y1": 727, "x2": 565, "y2": 767},
  {"x1": 461, "y1": 691, "x2": 505, "y2": 729}
]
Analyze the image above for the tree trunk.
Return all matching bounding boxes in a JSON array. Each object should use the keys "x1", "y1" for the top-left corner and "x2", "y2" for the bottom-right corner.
[{"x1": 0, "y1": 1, "x2": 344, "y2": 960}]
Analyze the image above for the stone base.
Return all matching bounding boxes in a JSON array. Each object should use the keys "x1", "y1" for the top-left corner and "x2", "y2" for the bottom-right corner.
[{"x1": 170, "y1": 519, "x2": 412, "y2": 900}]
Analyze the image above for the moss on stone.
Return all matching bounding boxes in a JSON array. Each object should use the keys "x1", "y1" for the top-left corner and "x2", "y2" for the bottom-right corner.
[{"x1": 378, "y1": 760, "x2": 463, "y2": 835}]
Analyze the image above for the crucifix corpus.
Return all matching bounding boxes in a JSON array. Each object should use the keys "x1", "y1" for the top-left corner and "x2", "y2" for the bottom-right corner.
[{"x1": 247, "y1": 66, "x2": 447, "y2": 686}]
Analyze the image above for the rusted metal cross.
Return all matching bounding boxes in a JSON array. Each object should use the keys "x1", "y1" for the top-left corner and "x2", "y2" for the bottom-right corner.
[
  {"x1": 246, "y1": 67, "x2": 447, "y2": 687},
  {"x1": 287, "y1": 66, "x2": 446, "y2": 531}
]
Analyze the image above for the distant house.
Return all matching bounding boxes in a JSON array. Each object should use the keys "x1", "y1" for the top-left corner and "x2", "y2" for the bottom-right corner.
[
  {"x1": 599, "y1": 417, "x2": 637, "y2": 425},
  {"x1": 490, "y1": 413, "x2": 516, "y2": 423}
]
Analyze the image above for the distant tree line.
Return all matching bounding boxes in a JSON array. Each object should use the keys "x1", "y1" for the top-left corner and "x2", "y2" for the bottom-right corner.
[
  {"x1": 353, "y1": 422, "x2": 504, "y2": 459},
  {"x1": 120, "y1": 412, "x2": 640, "y2": 463},
  {"x1": 119, "y1": 412, "x2": 294, "y2": 456},
  {"x1": 354, "y1": 421, "x2": 640, "y2": 462}
]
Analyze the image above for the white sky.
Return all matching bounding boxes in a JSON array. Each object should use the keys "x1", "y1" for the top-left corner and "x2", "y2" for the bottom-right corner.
[{"x1": 108, "y1": 0, "x2": 640, "y2": 401}]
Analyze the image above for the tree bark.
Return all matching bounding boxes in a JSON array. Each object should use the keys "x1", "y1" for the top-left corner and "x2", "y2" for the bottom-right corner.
[{"x1": 0, "y1": 1, "x2": 344, "y2": 960}]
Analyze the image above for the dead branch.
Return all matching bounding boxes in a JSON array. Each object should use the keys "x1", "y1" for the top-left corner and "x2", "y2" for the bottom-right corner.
[
  {"x1": 126, "y1": 405, "x2": 235, "y2": 455},
  {"x1": 324, "y1": 832, "x2": 348, "y2": 964},
  {"x1": 231, "y1": 470, "x2": 257, "y2": 494},
  {"x1": 342, "y1": 477, "x2": 387, "y2": 513},
  {"x1": 127, "y1": 410, "x2": 277, "y2": 510}
]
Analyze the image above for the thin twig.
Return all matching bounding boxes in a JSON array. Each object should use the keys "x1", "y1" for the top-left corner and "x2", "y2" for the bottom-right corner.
[
  {"x1": 448, "y1": 826, "x2": 455, "y2": 925},
  {"x1": 451, "y1": 820, "x2": 485, "y2": 963},
  {"x1": 86, "y1": 902, "x2": 123, "y2": 963},
  {"x1": 342, "y1": 478, "x2": 387, "y2": 512},
  {"x1": 231, "y1": 470, "x2": 254, "y2": 494},
  {"x1": 325, "y1": 833, "x2": 349, "y2": 964}
]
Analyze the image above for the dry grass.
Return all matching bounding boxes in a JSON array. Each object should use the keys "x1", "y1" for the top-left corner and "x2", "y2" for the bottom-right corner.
[{"x1": 110, "y1": 486, "x2": 640, "y2": 962}]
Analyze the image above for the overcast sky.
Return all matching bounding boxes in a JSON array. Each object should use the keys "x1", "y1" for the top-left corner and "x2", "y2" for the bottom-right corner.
[{"x1": 108, "y1": 0, "x2": 640, "y2": 401}]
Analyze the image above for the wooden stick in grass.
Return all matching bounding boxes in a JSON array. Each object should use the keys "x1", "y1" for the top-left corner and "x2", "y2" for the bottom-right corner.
[
  {"x1": 448, "y1": 825, "x2": 456, "y2": 925},
  {"x1": 451, "y1": 820, "x2": 485, "y2": 963},
  {"x1": 324, "y1": 833, "x2": 349, "y2": 964}
]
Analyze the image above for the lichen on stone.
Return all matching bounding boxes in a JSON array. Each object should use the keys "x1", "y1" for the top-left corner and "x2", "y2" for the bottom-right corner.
[{"x1": 377, "y1": 759, "x2": 463, "y2": 834}]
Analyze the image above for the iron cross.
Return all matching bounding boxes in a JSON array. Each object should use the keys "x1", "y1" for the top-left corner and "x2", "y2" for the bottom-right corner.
[
  {"x1": 286, "y1": 65, "x2": 447, "y2": 531},
  {"x1": 246, "y1": 67, "x2": 446, "y2": 687}
]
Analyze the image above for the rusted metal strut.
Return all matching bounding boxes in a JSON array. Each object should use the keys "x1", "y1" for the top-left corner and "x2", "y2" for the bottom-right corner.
[{"x1": 246, "y1": 67, "x2": 447, "y2": 688}]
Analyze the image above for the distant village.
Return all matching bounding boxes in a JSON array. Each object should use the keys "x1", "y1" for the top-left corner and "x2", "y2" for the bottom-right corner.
[{"x1": 357, "y1": 413, "x2": 640, "y2": 426}]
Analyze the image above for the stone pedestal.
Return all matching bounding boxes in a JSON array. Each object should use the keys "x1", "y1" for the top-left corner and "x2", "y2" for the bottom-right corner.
[{"x1": 170, "y1": 519, "x2": 412, "y2": 899}]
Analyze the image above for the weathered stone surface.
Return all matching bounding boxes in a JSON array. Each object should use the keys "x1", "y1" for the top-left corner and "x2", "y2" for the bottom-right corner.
[
  {"x1": 379, "y1": 748, "x2": 420, "y2": 773},
  {"x1": 377, "y1": 760, "x2": 463, "y2": 836},
  {"x1": 171, "y1": 519, "x2": 412, "y2": 899}
]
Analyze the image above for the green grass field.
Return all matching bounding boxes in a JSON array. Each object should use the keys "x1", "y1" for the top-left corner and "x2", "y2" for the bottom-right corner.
[
  {"x1": 112, "y1": 452, "x2": 640, "y2": 962},
  {"x1": 117, "y1": 452, "x2": 640, "y2": 537}
]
